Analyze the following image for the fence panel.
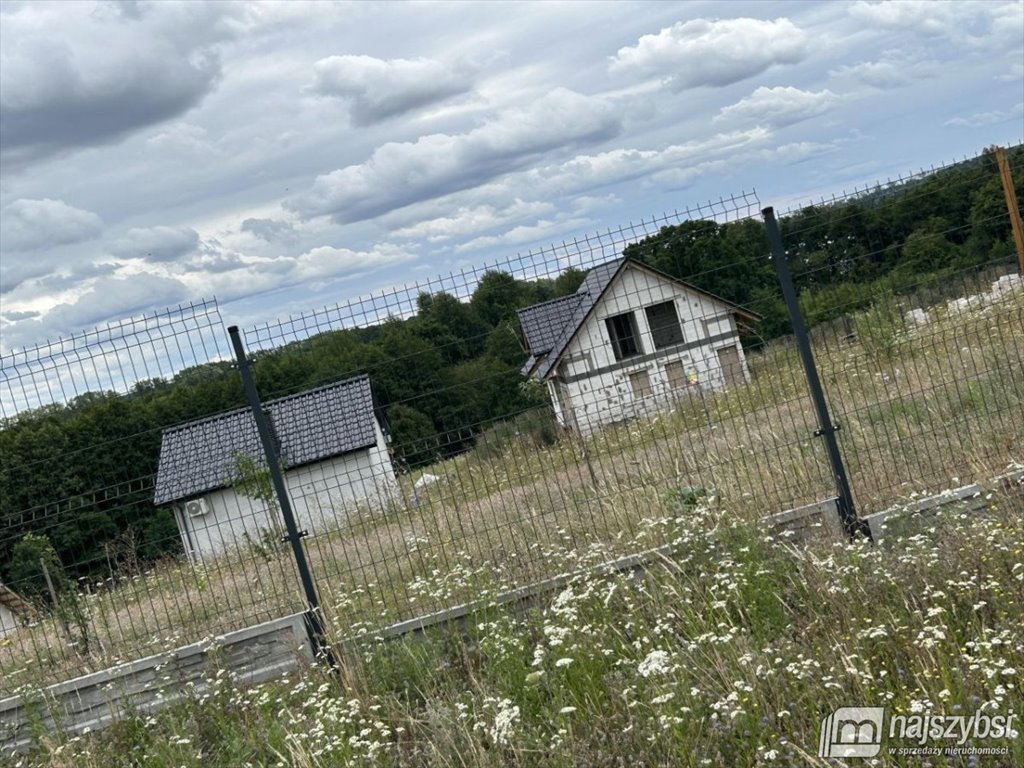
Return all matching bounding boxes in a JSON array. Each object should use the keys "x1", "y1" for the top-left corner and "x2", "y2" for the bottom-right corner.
[
  {"x1": 1, "y1": 145, "x2": 1021, "y2": 698},
  {"x1": 777, "y1": 150, "x2": 1024, "y2": 515},
  {"x1": 233, "y1": 190, "x2": 842, "y2": 631},
  {"x1": 0, "y1": 301, "x2": 307, "y2": 692}
]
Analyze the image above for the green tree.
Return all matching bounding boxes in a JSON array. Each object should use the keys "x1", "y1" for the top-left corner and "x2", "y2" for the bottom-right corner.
[
  {"x1": 228, "y1": 452, "x2": 285, "y2": 559},
  {"x1": 8, "y1": 533, "x2": 89, "y2": 652},
  {"x1": 386, "y1": 405, "x2": 439, "y2": 467},
  {"x1": 470, "y1": 271, "x2": 525, "y2": 328},
  {"x1": 484, "y1": 321, "x2": 527, "y2": 368},
  {"x1": 413, "y1": 292, "x2": 488, "y2": 363}
]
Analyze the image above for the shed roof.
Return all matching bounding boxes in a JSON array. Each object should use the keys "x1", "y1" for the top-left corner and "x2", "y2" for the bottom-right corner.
[
  {"x1": 153, "y1": 375, "x2": 379, "y2": 506},
  {"x1": 0, "y1": 583, "x2": 31, "y2": 618},
  {"x1": 517, "y1": 256, "x2": 760, "y2": 380}
]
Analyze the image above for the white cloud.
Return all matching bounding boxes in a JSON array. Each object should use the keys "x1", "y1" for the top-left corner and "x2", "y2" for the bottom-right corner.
[
  {"x1": 455, "y1": 215, "x2": 594, "y2": 253},
  {"x1": 292, "y1": 243, "x2": 416, "y2": 282},
  {"x1": 2, "y1": 272, "x2": 190, "y2": 351},
  {"x1": 306, "y1": 54, "x2": 474, "y2": 125},
  {"x1": 0, "y1": 2, "x2": 228, "y2": 167},
  {"x1": 373, "y1": 128, "x2": 771, "y2": 245},
  {"x1": 762, "y1": 140, "x2": 839, "y2": 164},
  {"x1": 240, "y1": 217, "x2": 297, "y2": 242},
  {"x1": 390, "y1": 200, "x2": 557, "y2": 242},
  {"x1": 109, "y1": 226, "x2": 200, "y2": 262},
  {"x1": 1, "y1": 197, "x2": 104, "y2": 251},
  {"x1": 849, "y1": 0, "x2": 955, "y2": 37},
  {"x1": 286, "y1": 87, "x2": 622, "y2": 222},
  {"x1": 714, "y1": 86, "x2": 839, "y2": 127},
  {"x1": 830, "y1": 52, "x2": 937, "y2": 89},
  {"x1": 944, "y1": 102, "x2": 1024, "y2": 128},
  {"x1": 849, "y1": 1, "x2": 1023, "y2": 48},
  {"x1": 610, "y1": 17, "x2": 807, "y2": 90},
  {"x1": 450, "y1": 128, "x2": 770, "y2": 205},
  {"x1": 160, "y1": 239, "x2": 418, "y2": 305},
  {"x1": 998, "y1": 62, "x2": 1024, "y2": 83},
  {"x1": 146, "y1": 122, "x2": 218, "y2": 155}
]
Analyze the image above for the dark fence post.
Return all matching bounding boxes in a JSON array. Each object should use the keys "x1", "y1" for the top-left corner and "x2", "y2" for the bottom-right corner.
[
  {"x1": 227, "y1": 326, "x2": 335, "y2": 662},
  {"x1": 761, "y1": 208, "x2": 870, "y2": 542}
]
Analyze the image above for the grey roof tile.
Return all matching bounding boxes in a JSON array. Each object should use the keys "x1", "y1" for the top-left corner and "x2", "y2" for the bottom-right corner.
[
  {"x1": 526, "y1": 257, "x2": 626, "y2": 379},
  {"x1": 153, "y1": 375, "x2": 378, "y2": 505},
  {"x1": 517, "y1": 294, "x2": 586, "y2": 356}
]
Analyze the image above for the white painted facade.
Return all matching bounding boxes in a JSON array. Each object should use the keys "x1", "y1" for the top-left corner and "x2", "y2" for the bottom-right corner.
[
  {"x1": 546, "y1": 264, "x2": 750, "y2": 435},
  {"x1": 0, "y1": 602, "x2": 17, "y2": 637},
  {"x1": 173, "y1": 421, "x2": 398, "y2": 562}
]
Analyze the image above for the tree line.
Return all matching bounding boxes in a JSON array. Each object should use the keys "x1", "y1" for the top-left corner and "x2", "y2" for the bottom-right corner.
[{"x1": 1, "y1": 145, "x2": 1020, "y2": 587}]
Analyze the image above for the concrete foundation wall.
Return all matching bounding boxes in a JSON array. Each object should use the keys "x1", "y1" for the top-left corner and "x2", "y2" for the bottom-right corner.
[
  {"x1": 0, "y1": 612, "x2": 314, "y2": 757},
  {"x1": 764, "y1": 468, "x2": 1023, "y2": 545}
]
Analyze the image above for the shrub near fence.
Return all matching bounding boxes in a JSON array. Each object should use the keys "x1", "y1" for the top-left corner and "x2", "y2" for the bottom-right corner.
[{"x1": 0, "y1": 146, "x2": 1022, "y2": 705}]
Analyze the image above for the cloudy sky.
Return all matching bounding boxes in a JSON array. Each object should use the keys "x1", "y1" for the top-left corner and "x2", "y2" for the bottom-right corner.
[{"x1": 1, "y1": 0, "x2": 1022, "y2": 354}]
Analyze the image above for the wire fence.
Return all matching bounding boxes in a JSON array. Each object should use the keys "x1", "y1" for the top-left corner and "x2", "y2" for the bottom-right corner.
[{"x1": 1, "y1": 145, "x2": 1022, "y2": 694}]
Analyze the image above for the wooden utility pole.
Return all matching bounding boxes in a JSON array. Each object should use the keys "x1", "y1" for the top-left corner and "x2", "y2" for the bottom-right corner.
[
  {"x1": 994, "y1": 146, "x2": 1024, "y2": 274},
  {"x1": 41, "y1": 557, "x2": 73, "y2": 644}
]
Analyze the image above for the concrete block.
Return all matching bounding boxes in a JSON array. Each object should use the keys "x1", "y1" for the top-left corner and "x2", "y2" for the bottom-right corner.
[{"x1": 1, "y1": 612, "x2": 313, "y2": 757}]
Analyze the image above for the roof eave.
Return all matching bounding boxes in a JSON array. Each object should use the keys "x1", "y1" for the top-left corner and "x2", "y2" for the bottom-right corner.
[
  {"x1": 627, "y1": 258, "x2": 763, "y2": 323},
  {"x1": 0, "y1": 585, "x2": 32, "y2": 617}
]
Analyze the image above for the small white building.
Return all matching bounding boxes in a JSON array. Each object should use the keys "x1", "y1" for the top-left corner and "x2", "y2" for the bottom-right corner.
[
  {"x1": 153, "y1": 375, "x2": 398, "y2": 562},
  {"x1": 0, "y1": 583, "x2": 30, "y2": 636},
  {"x1": 518, "y1": 257, "x2": 760, "y2": 435}
]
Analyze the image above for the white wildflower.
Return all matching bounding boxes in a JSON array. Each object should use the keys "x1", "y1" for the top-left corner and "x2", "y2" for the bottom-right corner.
[
  {"x1": 489, "y1": 698, "x2": 520, "y2": 747},
  {"x1": 638, "y1": 650, "x2": 671, "y2": 678}
]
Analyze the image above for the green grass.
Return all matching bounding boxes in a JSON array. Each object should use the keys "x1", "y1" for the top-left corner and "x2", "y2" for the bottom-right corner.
[{"x1": 10, "y1": 492, "x2": 1023, "y2": 767}]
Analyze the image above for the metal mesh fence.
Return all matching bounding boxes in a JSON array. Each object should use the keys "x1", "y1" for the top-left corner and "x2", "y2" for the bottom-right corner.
[
  {"x1": 777, "y1": 168, "x2": 1024, "y2": 514},
  {"x1": 1, "y1": 145, "x2": 1021, "y2": 694},
  {"x1": 0, "y1": 301, "x2": 305, "y2": 688}
]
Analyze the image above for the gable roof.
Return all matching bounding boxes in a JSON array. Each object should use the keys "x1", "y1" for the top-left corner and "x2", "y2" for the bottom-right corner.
[
  {"x1": 153, "y1": 375, "x2": 379, "y2": 506},
  {"x1": 517, "y1": 256, "x2": 760, "y2": 380},
  {"x1": 517, "y1": 258, "x2": 624, "y2": 379},
  {"x1": 0, "y1": 583, "x2": 31, "y2": 618}
]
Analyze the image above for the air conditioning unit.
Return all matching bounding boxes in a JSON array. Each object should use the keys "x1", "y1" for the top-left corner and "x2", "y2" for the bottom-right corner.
[{"x1": 184, "y1": 498, "x2": 211, "y2": 518}]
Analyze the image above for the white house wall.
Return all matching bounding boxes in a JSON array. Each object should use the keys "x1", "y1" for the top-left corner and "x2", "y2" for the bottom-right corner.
[
  {"x1": 0, "y1": 604, "x2": 17, "y2": 637},
  {"x1": 177, "y1": 425, "x2": 398, "y2": 561},
  {"x1": 553, "y1": 264, "x2": 749, "y2": 435}
]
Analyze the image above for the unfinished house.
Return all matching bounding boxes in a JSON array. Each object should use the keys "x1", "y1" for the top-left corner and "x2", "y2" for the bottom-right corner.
[
  {"x1": 518, "y1": 257, "x2": 759, "y2": 434},
  {"x1": 153, "y1": 375, "x2": 398, "y2": 561}
]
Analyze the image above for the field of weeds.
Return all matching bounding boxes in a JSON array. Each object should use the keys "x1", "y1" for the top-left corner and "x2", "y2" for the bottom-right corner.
[
  {"x1": 1, "y1": 278, "x2": 1022, "y2": 696},
  {"x1": 9, "y1": 489, "x2": 1023, "y2": 766}
]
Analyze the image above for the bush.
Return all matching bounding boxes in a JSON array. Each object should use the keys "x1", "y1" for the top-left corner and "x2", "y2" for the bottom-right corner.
[
  {"x1": 388, "y1": 404, "x2": 440, "y2": 468},
  {"x1": 474, "y1": 410, "x2": 559, "y2": 461},
  {"x1": 852, "y1": 290, "x2": 906, "y2": 362}
]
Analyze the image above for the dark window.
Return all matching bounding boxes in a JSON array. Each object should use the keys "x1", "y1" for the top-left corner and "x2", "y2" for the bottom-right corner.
[
  {"x1": 644, "y1": 301, "x2": 684, "y2": 350},
  {"x1": 605, "y1": 312, "x2": 642, "y2": 360}
]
